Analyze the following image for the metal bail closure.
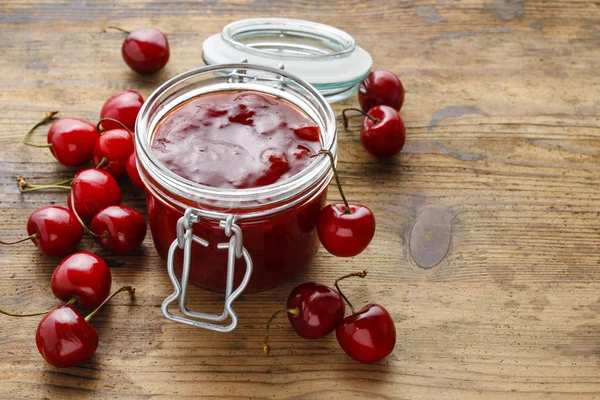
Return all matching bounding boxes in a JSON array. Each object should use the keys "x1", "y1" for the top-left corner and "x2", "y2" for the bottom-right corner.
[
  {"x1": 227, "y1": 61, "x2": 288, "y2": 90},
  {"x1": 161, "y1": 208, "x2": 253, "y2": 332}
]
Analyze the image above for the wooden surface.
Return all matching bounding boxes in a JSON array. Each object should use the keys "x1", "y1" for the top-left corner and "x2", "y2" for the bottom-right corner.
[{"x1": 1, "y1": 0, "x2": 600, "y2": 399}]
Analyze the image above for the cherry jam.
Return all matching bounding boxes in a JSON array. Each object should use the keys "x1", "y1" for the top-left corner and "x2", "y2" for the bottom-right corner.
[
  {"x1": 152, "y1": 91, "x2": 320, "y2": 188},
  {"x1": 146, "y1": 91, "x2": 327, "y2": 292}
]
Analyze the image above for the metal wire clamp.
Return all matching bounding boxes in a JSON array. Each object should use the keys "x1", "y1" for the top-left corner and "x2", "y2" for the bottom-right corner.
[{"x1": 161, "y1": 208, "x2": 253, "y2": 332}]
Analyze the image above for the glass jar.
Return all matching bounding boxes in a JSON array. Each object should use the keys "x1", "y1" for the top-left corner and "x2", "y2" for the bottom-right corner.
[{"x1": 135, "y1": 63, "x2": 337, "y2": 331}]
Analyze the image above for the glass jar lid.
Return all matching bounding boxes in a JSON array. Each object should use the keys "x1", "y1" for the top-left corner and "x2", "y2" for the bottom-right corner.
[{"x1": 202, "y1": 18, "x2": 372, "y2": 103}]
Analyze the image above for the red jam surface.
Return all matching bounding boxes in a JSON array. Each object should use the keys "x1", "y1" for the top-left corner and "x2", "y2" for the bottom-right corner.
[
  {"x1": 147, "y1": 91, "x2": 327, "y2": 292},
  {"x1": 151, "y1": 91, "x2": 321, "y2": 188}
]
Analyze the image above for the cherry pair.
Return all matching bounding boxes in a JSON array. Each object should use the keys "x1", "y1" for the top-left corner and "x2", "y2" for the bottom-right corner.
[
  {"x1": 96, "y1": 89, "x2": 144, "y2": 188},
  {"x1": 22, "y1": 91, "x2": 145, "y2": 189},
  {"x1": 344, "y1": 70, "x2": 406, "y2": 158},
  {"x1": 68, "y1": 169, "x2": 147, "y2": 253},
  {"x1": 23, "y1": 90, "x2": 141, "y2": 165},
  {"x1": 94, "y1": 115, "x2": 144, "y2": 189},
  {"x1": 264, "y1": 272, "x2": 396, "y2": 364},
  {"x1": 95, "y1": 93, "x2": 145, "y2": 188},
  {"x1": 18, "y1": 169, "x2": 146, "y2": 254},
  {"x1": 0, "y1": 252, "x2": 116, "y2": 367}
]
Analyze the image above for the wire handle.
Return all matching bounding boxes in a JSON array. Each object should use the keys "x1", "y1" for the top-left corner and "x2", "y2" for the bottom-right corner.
[{"x1": 161, "y1": 208, "x2": 253, "y2": 332}]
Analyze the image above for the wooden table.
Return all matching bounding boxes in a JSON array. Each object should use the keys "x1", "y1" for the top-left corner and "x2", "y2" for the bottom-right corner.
[{"x1": 1, "y1": 1, "x2": 599, "y2": 398}]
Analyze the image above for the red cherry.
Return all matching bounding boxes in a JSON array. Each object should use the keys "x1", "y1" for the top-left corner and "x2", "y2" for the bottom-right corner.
[
  {"x1": 93, "y1": 129, "x2": 134, "y2": 178},
  {"x1": 45, "y1": 118, "x2": 100, "y2": 166},
  {"x1": 22, "y1": 112, "x2": 100, "y2": 167},
  {"x1": 263, "y1": 271, "x2": 367, "y2": 355},
  {"x1": 318, "y1": 204, "x2": 375, "y2": 257},
  {"x1": 126, "y1": 153, "x2": 145, "y2": 189},
  {"x1": 121, "y1": 28, "x2": 170, "y2": 74},
  {"x1": 69, "y1": 169, "x2": 122, "y2": 221},
  {"x1": 316, "y1": 150, "x2": 376, "y2": 257},
  {"x1": 0, "y1": 206, "x2": 83, "y2": 257},
  {"x1": 336, "y1": 304, "x2": 396, "y2": 364},
  {"x1": 27, "y1": 206, "x2": 83, "y2": 257},
  {"x1": 358, "y1": 70, "x2": 404, "y2": 112},
  {"x1": 51, "y1": 252, "x2": 112, "y2": 309},
  {"x1": 35, "y1": 306, "x2": 98, "y2": 368},
  {"x1": 91, "y1": 206, "x2": 147, "y2": 253},
  {"x1": 294, "y1": 125, "x2": 320, "y2": 141},
  {"x1": 99, "y1": 90, "x2": 144, "y2": 132},
  {"x1": 360, "y1": 105, "x2": 406, "y2": 158},
  {"x1": 35, "y1": 286, "x2": 134, "y2": 368},
  {"x1": 286, "y1": 282, "x2": 345, "y2": 339},
  {"x1": 263, "y1": 282, "x2": 345, "y2": 354}
]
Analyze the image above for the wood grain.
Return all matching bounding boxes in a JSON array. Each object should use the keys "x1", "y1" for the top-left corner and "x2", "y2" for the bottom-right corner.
[{"x1": 1, "y1": 0, "x2": 600, "y2": 399}]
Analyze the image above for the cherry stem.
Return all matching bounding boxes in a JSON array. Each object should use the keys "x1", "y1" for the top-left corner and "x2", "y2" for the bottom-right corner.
[
  {"x1": 0, "y1": 296, "x2": 77, "y2": 317},
  {"x1": 85, "y1": 286, "x2": 135, "y2": 322},
  {"x1": 69, "y1": 191, "x2": 109, "y2": 239},
  {"x1": 17, "y1": 176, "x2": 72, "y2": 193},
  {"x1": 22, "y1": 111, "x2": 59, "y2": 148},
  {"x1": 263, "y1": 307, "x2": 300, "y2": 355},
  {"x1": 0, "y1": 233, "x2": 37, "y2": 245},
  {"x1": 101, "y1": 26, "x2": 131, "y2": 34},
  {"x1": 319, "y1": 149, "x2": 351, "y2": 214},
  {"x1": 335, "y1": 270, "x2": 368, "y2": 314},
  {"x1": 341, "y1": 108, "x2": 378, "y2": 129},
  {"x1": 95, "y1": 157, "x2": 109, "y2": 170},
  {"x1": 96, "y1": 118, "x2": 135, "y2": 141}
]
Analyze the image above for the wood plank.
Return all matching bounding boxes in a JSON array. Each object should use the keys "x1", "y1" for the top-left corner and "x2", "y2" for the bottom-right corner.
[{"x1": 1, "y1": 0, "x2": 600, "y2": 398}]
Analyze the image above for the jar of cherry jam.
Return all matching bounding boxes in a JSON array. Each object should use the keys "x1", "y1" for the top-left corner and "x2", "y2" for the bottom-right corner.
[{"x1": 135, "y1": 63, "x2": 337, "y2": 331}]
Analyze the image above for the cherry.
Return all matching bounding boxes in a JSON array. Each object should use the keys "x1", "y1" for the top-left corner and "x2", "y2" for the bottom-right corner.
[
  {"x1": 358, "y1": 70, "x2": 405, "y2": 112},
  {"x1": 1, "y1": 206, "x2": 82, "y2": 257},
  {"x1": 99, "y1": 90, "x2": 144, "y2": 132},
  {"x1": 27, "y1": 206, "x2": 83, "y2": 257},
  {"x1": 17, "y1": 169, "x2": 122, "y2": 222},
  {"x1": 343, "y1": 106, "x2": 406, "y2": 158},
  {"x1": 318, "y1": 204, "x2": 376, "y2": 257},
  {"x1": 334, "y1": 271, "x2": 396, "y2": 364},
  {"x1": 70, "y1": 169, "x2": 123, "y2": 221},
  {"x1": 337, "y1": 305, "x2": 396, "y2": 364},
  {"x1": 47, "y1": 118, "x2": 100, "y2": 166},
  {"x1": 316, "y1": 150, "x2": 376, "y2": 257},
  {"x1": 95, "y1": 118, "x2": 143, "y2": 188},
  {"x1": 35, "y1": 306, "x2": 98, "y2": 368},
  {"x1": 126, "y1": 153, "x2": 144, "y2": 189},
  {"x1": 286, "y1": 282, "x2": 345, "y2": 339},
  {"x1": 22, "y1": 112, "x2": 100, "y2": 167},
  {"x1": 93, "y1": 128, "x2": 134, "y2": 178},
  {"x1": 90, "y1": 206, "x2": 147, "y2": 253},
  {"x1": 36, "y1": 286, "x2": 134, "y2": 368},
  {"x1": 123, "y1": 28, "x2": 170, "y2": 74},
  {"x1": 51, "y1": 252, "x2": 111, "y2": 309},
  {"x1": 104, "y1": 26, "x2": 169, "y2": 74},
  {"x1": 263, "y1": 282, "x2": 345, "y2": 354},
  {"x1": 263, "y1": 272, "x2": 373, "y2": 355}
]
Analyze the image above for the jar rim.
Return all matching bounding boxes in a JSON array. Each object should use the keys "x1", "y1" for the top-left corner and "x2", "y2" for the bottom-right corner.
[
  {"x1": 221, "y1": 18, "x2": 356, "y2": 60},
  {"x1": 135, "y1": 63, "x2": 337, "y2": 213}
]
